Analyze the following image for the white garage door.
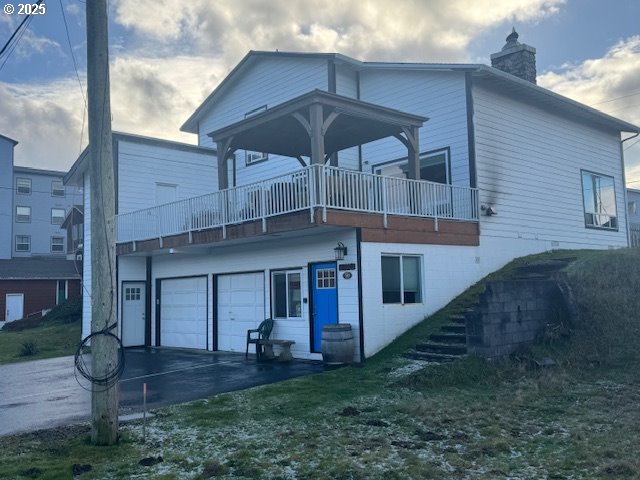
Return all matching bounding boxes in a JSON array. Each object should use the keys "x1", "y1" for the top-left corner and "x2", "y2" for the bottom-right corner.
[
  {"x1": 217, "y1": 272, "x2": 265, "y2": 352},
  {"x1": 160, "y1": 276, "x2": 207, "y2": 349}
]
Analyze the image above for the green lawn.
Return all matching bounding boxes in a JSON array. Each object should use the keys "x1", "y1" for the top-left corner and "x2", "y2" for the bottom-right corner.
[
  {"x1": 0, "y1": 250, "x2": 639, "y2": 479},
  {"x1": 0, "y1": 300, "x2": 81, "y2": 365}
]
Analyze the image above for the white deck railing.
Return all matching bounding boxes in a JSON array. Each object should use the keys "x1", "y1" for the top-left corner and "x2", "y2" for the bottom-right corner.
[{"x1": 116, "y1": 165, "x2": 479, "y2": 243}]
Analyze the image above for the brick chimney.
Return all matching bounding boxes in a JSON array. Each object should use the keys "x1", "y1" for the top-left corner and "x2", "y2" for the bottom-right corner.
[{"x1": 490, "y1": 28, "x2": 537, "y2": 84}]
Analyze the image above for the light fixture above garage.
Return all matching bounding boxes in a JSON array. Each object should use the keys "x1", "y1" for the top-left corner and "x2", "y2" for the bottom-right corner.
[{"x1": 334, "y1": 242, "x2": 347, "y2": 261}]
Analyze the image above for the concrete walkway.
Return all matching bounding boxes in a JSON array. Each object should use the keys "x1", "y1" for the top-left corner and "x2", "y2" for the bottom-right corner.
[{"x1": 0, "y1": 348, "x2": 326, "y2": 437}]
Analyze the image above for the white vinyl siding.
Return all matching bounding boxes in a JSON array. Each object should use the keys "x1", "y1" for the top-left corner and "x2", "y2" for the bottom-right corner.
[
  {"x1": 197, "y1": 57, "x2": 329, "y2": 186},
  {"x1": 117, "y1": 140, "x2": 217, "y2": 214},
  {"x1": 473, "y1": 82, "x2": 627, "y2": 249},
  {"x1": 147, "y1": 230, "x2": 359, "y2": 361},
  {"x1": 359, "y1": 70, "x2": 470, "y2": 187}
]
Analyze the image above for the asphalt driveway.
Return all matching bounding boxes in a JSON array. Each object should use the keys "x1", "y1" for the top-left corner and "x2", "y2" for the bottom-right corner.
[{"x1": 0, "y1": 348, "x2": 326, "y2": 437}]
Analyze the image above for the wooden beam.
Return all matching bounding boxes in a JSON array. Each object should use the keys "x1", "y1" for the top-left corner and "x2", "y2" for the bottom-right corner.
[
  {"x1": 403, "y1": 126, "x2": 420, "y2": 180},
  {"x1": 292, "y1": 112, "x2": 311, "y2": 136},
  {"x1": 216, "y1": 137, "x2": 234, "y2": 190},
  {"x1": 310, "y1": 103, "x2": 325, "y2": 165}
]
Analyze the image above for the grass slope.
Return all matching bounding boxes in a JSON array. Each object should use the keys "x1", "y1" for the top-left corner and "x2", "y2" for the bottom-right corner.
[
  {"x1": 0, "y1": 250, "x2": 639, "y2": 479},
  {"x1": 0, "y1": 298, "x2": 81, "y2": 365}
]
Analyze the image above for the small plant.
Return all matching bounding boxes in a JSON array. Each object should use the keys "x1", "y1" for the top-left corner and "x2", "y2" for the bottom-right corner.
[{"x1": 18, "y1": 339, "x2": 40, "y2": 357}]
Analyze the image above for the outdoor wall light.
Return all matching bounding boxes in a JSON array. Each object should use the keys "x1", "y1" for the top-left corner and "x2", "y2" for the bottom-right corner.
[{"x1": 334, "y1": 242, "x2": 347, "y2": 261}]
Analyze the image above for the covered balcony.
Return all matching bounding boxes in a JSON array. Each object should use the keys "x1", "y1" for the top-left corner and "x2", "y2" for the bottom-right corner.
[{"x1": 116, "y1": 90, "x2": 479, "y2": 254}]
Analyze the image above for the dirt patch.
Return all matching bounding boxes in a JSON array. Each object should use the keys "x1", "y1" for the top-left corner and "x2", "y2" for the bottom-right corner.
[{"x1": 139, "y1": 456, "x2": 163, "y2": 467}]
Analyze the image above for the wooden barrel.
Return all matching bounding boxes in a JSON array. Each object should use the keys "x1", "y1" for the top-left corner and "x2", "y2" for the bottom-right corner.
[{"x1": 321, "y1": 323, "x2": 355, "y2": 365}]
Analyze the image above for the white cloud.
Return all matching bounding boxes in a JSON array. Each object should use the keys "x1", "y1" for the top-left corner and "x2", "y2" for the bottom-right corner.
[
  {"x1": 538, "y1": 36, "x2": 640, "y2": 185},
  {"x1": 113, "y1": 0, "x2": 565, "y2": 63},
  {"x1": 3, "y1": 0, "x2": 570, "y2": 170}
]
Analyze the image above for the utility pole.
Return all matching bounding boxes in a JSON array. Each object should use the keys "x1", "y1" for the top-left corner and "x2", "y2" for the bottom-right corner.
[{"x1": 86, "y1": 0, "x2": 118, "y2": 445}]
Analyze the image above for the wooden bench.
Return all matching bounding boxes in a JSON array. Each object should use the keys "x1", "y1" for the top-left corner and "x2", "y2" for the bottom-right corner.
[{"x1": 257, "y1": 339, "x2": 295, "y2": 362}]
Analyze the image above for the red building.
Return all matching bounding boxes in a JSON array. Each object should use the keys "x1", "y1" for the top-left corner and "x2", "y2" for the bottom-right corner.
[{"x1": 0, "y1": 257, "x2": 81, "y2": 322}]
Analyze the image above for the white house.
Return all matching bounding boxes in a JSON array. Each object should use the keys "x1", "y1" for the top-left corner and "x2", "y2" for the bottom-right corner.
[{"x1": 65, "y1": 32, "x2": 639, "y2": 362}]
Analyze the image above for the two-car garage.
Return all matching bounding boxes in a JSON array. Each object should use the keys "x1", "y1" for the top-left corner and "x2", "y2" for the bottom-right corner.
[{"x1": 154, "y1": 273, "x2": 264, "y2": 352}]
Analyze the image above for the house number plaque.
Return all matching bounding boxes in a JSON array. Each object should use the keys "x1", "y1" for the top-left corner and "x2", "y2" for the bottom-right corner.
[
  {"x1": 342, "y1": 271, "x2": 352, "y2": 279},
  {"x1": 338, "y1": 263, "x2": 356, "y2": 271}
]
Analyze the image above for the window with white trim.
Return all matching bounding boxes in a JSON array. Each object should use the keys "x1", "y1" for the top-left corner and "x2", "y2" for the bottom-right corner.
[
  {"x1": 51, "y1": 180, "x2": 65, "y2": 197},
  {"x1": 125, "y1": 287, "x2": 141, "y2": 301},
  {"x1": 581, "y1": 171, "x2": 618, "y2": 230},
  {"x1": 15, "y1": 235, "x2": 30, "y2": 252},
  {"x1": 51, "y1": 208, "x2": 65, "y2": 225},
  {"x1": 16, "y1": 205, "x2": 31, "y2": 223},
  {"x1": 51, "y1": 236, "x2": 64, "y2": 253},
  {"x1": 628, "y1": 201, "x2": 637, "y2": 216},
  {"x1": 381, "y1": 255, "x2": 422, "y2": 304},
  {"x1": 374, "y1": 149, "x2": 450, "y2": 184},
  {"x1": 16, "y1": 178, "x2": 31, "y2": 194},
  {"x1": 245, "y1": 105, "x2": 268, "y2": 165},
  {"x1": 272, "y1": 270, "x2": 302, "y2": 319}
]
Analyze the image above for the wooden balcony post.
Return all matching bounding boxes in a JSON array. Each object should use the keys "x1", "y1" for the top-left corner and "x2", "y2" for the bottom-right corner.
[{"x1": 310, "y1": 103, "x2": 325, "y2": 165}]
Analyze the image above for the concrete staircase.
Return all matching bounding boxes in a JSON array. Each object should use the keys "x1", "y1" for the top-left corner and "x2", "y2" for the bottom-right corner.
[{"x1": 405, "y1": 312, "x2": 469, "y2": 363}]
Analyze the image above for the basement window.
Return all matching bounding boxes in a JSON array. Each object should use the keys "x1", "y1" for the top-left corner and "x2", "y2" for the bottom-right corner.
[
  {"x1": 581, "y1": 170, "x2": 618, "y2": 230},
  {"x1": 272, "y1": 270, "x2": 302, "y2": 319},
  {"x1": 381, "y1": 255, "x2": 422, "y2": 304}
]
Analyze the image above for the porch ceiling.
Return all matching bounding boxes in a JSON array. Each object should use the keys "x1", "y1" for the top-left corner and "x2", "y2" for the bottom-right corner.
[{"x1": 207, "y1": 89, "x2": 428, "y2": 158}]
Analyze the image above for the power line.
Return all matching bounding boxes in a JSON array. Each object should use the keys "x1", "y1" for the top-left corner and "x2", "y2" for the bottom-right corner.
[
  {"x1": 0, "y1": 0, "x2": 44, "y2": 72},
  {"x1": 624, "y1": 138, "x2": 640, "y2": 151},
  {"x1": 591, "y1": 90, "x2": 640, "y2": 106},
  {"x1": 59, "y1": 0, "x2": 88, "y2": 154}
]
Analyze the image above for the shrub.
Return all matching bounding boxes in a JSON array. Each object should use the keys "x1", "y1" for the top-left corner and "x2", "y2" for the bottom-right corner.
[{"x1": 18, "y1": 339, "x2": 40, "y2": 357}]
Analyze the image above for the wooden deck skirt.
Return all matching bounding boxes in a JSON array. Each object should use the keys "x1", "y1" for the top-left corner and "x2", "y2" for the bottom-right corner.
[{"x1": 116, "y1": 209, "x2": 479, "y2": 255}]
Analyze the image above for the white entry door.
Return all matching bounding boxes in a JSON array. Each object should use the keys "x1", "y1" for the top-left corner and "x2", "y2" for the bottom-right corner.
[
  {"x1": 122, "y1": 282, "x2": 146, "y2": 347},
  {"x1": 5, "y1": 294, "x2": 24, "y2": 322},
  {"x1": 217, "y1": 272, "x2": 265, "y2": 352},
  {"x1": 160, "y1": 277, "x2": 207, "y2": 349}
]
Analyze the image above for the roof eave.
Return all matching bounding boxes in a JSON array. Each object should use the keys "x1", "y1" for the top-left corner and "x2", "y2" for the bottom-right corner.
[{"x1": 473, "y1": 65, "x2": 640, "y2": 134}]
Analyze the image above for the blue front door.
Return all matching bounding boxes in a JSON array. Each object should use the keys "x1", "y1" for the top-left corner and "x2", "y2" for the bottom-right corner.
[{"x1": 311, "y1": 262, "x2": 338, "y2": 352}]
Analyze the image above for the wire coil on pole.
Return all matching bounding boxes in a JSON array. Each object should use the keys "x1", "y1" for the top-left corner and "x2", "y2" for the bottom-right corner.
[{"x1": 74, "y1": 322, "x2": 125, "y2": 391}]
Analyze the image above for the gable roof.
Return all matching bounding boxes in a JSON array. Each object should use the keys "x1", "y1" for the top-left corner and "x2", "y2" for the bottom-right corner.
[
  {"x1": 0, "y1": 257, "x2": 80, "y2": 280},
  {"x1": 181, "y1": 50, "x2": 639, "y2": 136}
]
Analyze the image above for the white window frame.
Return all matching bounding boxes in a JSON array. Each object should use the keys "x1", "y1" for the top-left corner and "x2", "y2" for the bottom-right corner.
[
  {"x1": 16, "y1": 205, "x2": 31, "y2": 223},
  {"x1": 373, "y1": 148, "x2": 451, "y2": 184},
  {"x1": 381, "y1": 254, "x2": 423, "y2": 305},
  {"x1": 271, "y1": 270, "x2": 303, "y2": 320},
  {"x1": 245, "y1": 105, "x2": 268, "y2": 165},
  {"x1": 51, "y1": 208, "x2": 65, "y2": 225},
  {"x1": 15, "y1": 235, "x2": 31, "y2": 252},
  {"x1": 581, "y1": 170, "x2": 618, "y2": 230},
  {"x1": 51, "y1": 236, "x2": 65, "y2": 253},
  {"x1": 16, "y1": 177, "x2": 31, "y2": 195},
  {"x1": 51, "y1": 180, "x2": 65, "y2": 197}
]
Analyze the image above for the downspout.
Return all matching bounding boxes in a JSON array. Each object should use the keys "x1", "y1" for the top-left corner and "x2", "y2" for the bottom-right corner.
[
  {"x1": 621, "y1": 131, "x2": 640, "y2": 246},
  {"x1": 356, "y1": 228, "x2": 366, "y2": 363}
]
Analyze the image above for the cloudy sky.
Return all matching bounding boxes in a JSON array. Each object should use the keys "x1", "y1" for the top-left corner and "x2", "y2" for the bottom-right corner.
[{"x1": 1, "y1": 0, "x2": 639, "y2": 185}]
